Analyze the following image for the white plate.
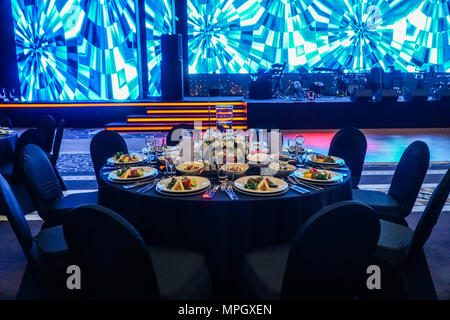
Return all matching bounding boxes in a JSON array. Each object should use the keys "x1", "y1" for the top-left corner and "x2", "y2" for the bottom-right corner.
[
  {"x1": 108, "y1": 167, "x2": 158, "y2": 183},
  {"x1": 176, "y1": 161, "x2": 204, "y2": 176},
  {"x1": 306, "y1": 154, "x2": 345, "y2": 166},
  {"x1": 221, "y1": 163, "x2": 249, "y2": 178},
  {"x1": 233, "y1": 186, "x2": 289, "y2": 197},
  {"x1": 107, "y1": 153, "x2": 148, "y2": 166},
  {"x1": 233, "y1": 176, "x2": 288, "y2": 195},
  {"x1": 155, "y1": 186, "x2": 210, "y2": 197},
  {"x1": 268, "y1": 162, "x2": 296, "y2": 177},
  {"x1": 0, "y1": 129, "x2": 14, "y2": 135},
  {"x1": 294, "y1": 168, "x2": 343, "y2": 185},
  {"x1": 157, "y1": 176, "x2": 211, "y2": 194}
]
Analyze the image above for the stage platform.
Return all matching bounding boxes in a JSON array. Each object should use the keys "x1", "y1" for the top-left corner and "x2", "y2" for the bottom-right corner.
[{"x1": 0, "y1": 96, "x2": 448, "y2": 130}]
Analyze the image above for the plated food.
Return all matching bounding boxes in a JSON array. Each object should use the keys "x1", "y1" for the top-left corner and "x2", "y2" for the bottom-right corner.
[
  {"x1": 268, "y1": 162, "x2": 296, "y2": 177},
  {"x1": 156, "y1": 176, "x2": 211, "y2": 195},
  {"x1": 233, "y1": 175, "x2": 288, "y2": 196},
  {"x1": 307, "y1": 154, "x2": 345, "y2": 166},
  {"x1": 166, "y1": 176, "x2": 198, "y2": 191},
  {"x1": 108, "y1": 167, "x2": 158, "y2": 183},
  {"x1": 221, "y1": 163, "x2": 249, "y2": 178},
  {"x1": 0, "y1": 129, "x2": 14, "y2": 135},
  {"x1": 294, "y1": 168, "x2": 343, "y2": 185},
  {"x1": 176, "y1": 161, "x2": 204, "y2": 175},
  {"x1": 108, "y1": 152, "x2": 147, "y2": 165}
]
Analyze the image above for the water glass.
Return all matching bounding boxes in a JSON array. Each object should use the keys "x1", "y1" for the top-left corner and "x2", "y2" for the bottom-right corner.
[
  {"x1": 295, "y1": 135, "x2": 306, "y2": 165},
  {"x1": 145, "y1": 135, "x2": 156, "y2": 161}
]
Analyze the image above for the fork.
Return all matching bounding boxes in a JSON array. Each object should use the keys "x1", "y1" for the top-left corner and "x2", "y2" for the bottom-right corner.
[
  {"x1": 288, "y1": 175, "x2": 323, "y2": 191},
  {"x1": 227, "y1": 180, "x2": 238, "y2": 200},
  {"x1": 137, "y1": 178, "x2": 160, "y2": 193},
  {"x1": 221, "y1": 180, "x2": 233, "y2": 200}
]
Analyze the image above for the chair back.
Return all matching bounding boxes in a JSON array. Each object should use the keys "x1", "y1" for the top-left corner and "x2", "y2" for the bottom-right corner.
[
  {"x1": 52, "y1": 119, "x2": 65, "y2": 163},
  {"x1": 388, "y1": 141, "x2": 430, "y2": 217},
  {"x1": 63, "y1": 205, "x2": 161, "y2": 299},
  {"x1": 90, "y1": 130, "x2": 128, "y2": 180},
  {"x1": 0, "y1": 116, "x2": 12, "y2": 128},
  {"x1": 166, "y1": 124, "x2": 193, "y2": 146},
  {"x1": 281, "y1": 201, "x2": 380, "y2": 299},
  {"x1": 408, "y1": 169, "x2": 450, "y2": 261},
  {"x1": 11, "y1": 128, "x2": 46, "y2": 182},
  {"x1": 0, "y1": 174, "x2": 38, "y2": 267},
  {"x1": 328, "y1": 127, "x2": 367, "y2": 187},
  {"x1": 20, "y1": 144, "x2": 62, "y2": 221},
  {"x1": 37, "y1": 115, "x2": 56, "y2": 154}
]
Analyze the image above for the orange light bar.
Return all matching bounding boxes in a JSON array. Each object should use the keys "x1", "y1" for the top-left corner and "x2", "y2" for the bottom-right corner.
[
  {"x1": 128, "y1": 117, "x2": 247, "y2": 122},
  {"x1": 146, "y1": 109, "x2": 247, "y2": 114},
  {"x1": 106, "y1": 125, "x2": 248, "y2": 131},
  {"x1": 0, "y1": 101, "x2": 247, "y2": 108},
  {"x1": 106, "y1": 126, "x2": 175, "y2": 131},
  {"x1": 144, "y1": 102, "x2": 247, "y2": 106}
]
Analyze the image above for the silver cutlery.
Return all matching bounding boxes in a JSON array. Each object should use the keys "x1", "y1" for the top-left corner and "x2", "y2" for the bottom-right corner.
[
  {"x1": 221, "y1": 181, "x2": 234, "y2": 200},
  {"x1": 289, "y1": 175, "x2": 323, "y2": 191},
  {"x1": 288, "y1": 183, "x2": 309, "y2": 194},
  {"x1": 295, "y1": 180, "x2": 323, "y2": 191},
  {"x1": 122, "y1": 181, "x2": 150, "y2": 189},
  {"x1": 136, "y1": 178, "x2": 160, "y2": 193},
  {"x1": 202, "y1": 184, "x2": 220, "y2": 199},
  {"x1": 227, "y1": 181, "x2": 238, "y2": 200}
]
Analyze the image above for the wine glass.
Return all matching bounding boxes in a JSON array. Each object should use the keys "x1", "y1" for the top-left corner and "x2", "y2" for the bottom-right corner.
[
  {"x1": 295, "y1": 135, "x2": 306, "y2": 165},
  {"x1": 287, "y1": 140, "x2": 296, "y2": 158},
  {"x1": 165, "y1": 154, "x2": 176, "y2": 177},
  {"x1": 145, "y1": 135, "x2": 156, "y2": 162}
]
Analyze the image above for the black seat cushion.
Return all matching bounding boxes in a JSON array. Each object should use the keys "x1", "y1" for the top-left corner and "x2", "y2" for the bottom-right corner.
[
  {"x1": 241, "y1": 245, "x2": 289, "y2": 300},
  {"x1": 34, "y1": 225, "x2": 71, "y2": 270},
  {"x1": 375, "y1": 220, "x2": 414, "y2": 265},
  {"x1": 352, "y1": 189, "x2": 406, "y2": 225},
  {"x1": 149, "y1": 245, "x2": 212, "y2": 300},
  {"x1": 48, "y1": 192, "x2": 98, "y2": 226}
]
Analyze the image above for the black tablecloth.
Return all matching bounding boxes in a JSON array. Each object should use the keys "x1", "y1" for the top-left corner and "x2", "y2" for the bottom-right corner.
[
  {"x1": 98, "y1": 167, "x2": 352, "y2": 295},
  {"x1": 0, "y1": 132, "x2": 17, "y2": 168}
]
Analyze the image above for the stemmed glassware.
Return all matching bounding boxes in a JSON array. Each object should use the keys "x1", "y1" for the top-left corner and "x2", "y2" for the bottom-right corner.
[
  {"x1": 287, "y1": 140, "x2": 296, "y2": 158},
  {"x1": 165, "y1": 154, "x2": 176, "y2": 177},
  {"x1": 295, "y1": 135, "x2": 306, "y2": 166},
  {"x1": 145, "y1": 135, "x2": 156, "y2": 163}
]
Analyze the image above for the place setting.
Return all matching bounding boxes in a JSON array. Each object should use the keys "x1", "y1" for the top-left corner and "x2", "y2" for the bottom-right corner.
[{"x1": 0, "y1": 127, "x2": 15, "y2": 136}]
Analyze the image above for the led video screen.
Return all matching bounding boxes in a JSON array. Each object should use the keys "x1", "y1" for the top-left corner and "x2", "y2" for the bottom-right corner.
[{"x1": 187, "y1": 0, "x2": 450, "y2": 74}]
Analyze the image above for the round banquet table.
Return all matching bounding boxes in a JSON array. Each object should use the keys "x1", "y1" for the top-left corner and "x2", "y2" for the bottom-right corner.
[
  {"x1": 98, "y1": 166, "x2": 352, "y2": 296},
  {"x1": 0, "y1": 131, "x2": 18, "y2": 169}
]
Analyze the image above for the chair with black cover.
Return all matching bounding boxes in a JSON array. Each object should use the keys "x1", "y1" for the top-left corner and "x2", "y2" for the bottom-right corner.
[
  {"x1": 328, "y1": 127, "x2": 367, "y2": 188},
  {"x1": 166, "y1": 124, "x2": 193, "y2": 146},
  {"x1": 241, "y1": 201, "x2": 380, "y2": 299},
  {"x1": 63, "y1": 204, "x2": 213, "y2": 300},
  {"x1": 20, "y1": 144, "x2": 97, "y2": 228},
  {"x1": 353, "y1": 141, "x2": 430, "y2": 226},
  {"x1": 0, "y1": 173, "x2": 76, "y2": 299},
  {"x1": 5, "y1": 128, "x2": 47, "y2": 214},
  {"x1": 375, "y1": 168, "x2": 450, "y2": 267},
  {"x1": 0, "y1": 173, "x2": 69, "y2": 270},
  {"x1": 0, "y1": 115, "x2": 12, "y2": 128},
  {"x1": 37, "y1": 115, "x2": 56, "y2": 154},
  {"x1": 90, "y1": 130, "x2": 128, "y2": 181}
]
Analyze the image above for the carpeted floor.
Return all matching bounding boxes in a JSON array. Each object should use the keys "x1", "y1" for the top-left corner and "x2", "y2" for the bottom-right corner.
[{"x1": 0, "y1": 129, "x2": 448, "y2": 299}]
